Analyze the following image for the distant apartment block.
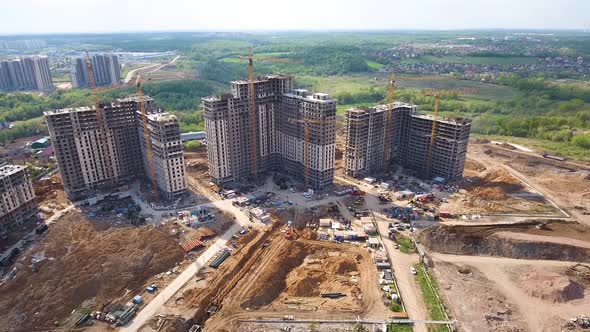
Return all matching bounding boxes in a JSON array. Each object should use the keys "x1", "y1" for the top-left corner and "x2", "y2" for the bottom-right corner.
[
  {"x1": 344, "y1": 103, "x2": 471, "y2": 181},
  {"x1": 70, "y1": 54, "x2": 120, "y2": 88},
  {"x1": 0, "y1": 165, "x2": 37, "y2": 235},
  {"x1": 203, "y1": 75, "x2": 336, "y2": 189},
  {"x1": 0, "y1": 56, "x2": 53, "y2": 92},
  {"x1": 44, "y1": 95, "x2": 186, "y2": 200}
]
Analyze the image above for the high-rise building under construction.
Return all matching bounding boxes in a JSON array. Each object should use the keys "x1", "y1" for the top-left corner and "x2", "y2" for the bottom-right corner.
[
  {"x1": 344, "y1": 103, "x2": 471, "y2": 181},
  {"x1": 203, "y1": 75, "x2": 336, "y2": 189},
  {"x1": 44, "y1": 95, "x2": 186, "y2": 200}
]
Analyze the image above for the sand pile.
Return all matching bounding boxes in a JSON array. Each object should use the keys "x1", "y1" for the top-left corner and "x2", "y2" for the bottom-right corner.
[
  {"x1": 519, "y1": 271, "x2": 585, "y2": 303},
  {"x1": 240, "y1": 241, "x2": 313, "y2": 309},
  {"x1": 0, "y1": 212, "x2": 184, "y2": 332},
  {"x1": 284, "y1": 251, "x2": 360, "y2": 298},
  {"x1": 469, "y1": 169, "x2": 524, "y2": 200}
]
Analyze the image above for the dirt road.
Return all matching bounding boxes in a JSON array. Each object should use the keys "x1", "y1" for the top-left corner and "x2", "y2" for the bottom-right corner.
[
  {"x1": 470, "y1": 145, "x2": 590, "y2": 227},
  {"x1": 0, "y1": 204, "x2": 74, "y2": 262},
  {"x1": 374, "y1": 214, "x2": 429, "y2": 332},
  {"x1": 123, "y1": 55, "x2": 180, "y2": 84},
  {"x1": 122, "y1": 199, "x2": 256, "y2": 331},
  {"x1": 432, "y1": 253, "x2": 590, "y2": 332}
]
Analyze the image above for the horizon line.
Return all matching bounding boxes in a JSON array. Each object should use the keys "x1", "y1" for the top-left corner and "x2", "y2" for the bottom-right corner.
[{"x1": 1, "y1": 28, "x2": 589, "y2": 37}]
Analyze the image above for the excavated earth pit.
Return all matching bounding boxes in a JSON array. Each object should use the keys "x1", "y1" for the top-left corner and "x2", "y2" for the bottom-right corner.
[{"x1": 417, "y1": 220, "x2": 590, "y2": 262}]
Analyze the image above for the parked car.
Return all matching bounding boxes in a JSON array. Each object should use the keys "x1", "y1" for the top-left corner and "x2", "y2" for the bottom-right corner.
[
  {"x1": 35, "y1": 224, "x2": 48, "y2": 235},
  {"x1": 410, "y1": 267, "x2": 417, "y2": 275}
]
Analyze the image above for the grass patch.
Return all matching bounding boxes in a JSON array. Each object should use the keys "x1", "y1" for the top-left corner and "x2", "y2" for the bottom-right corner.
[
  {"x1": 474, "y1": 134, "x2": 590, "y2": 161},
  {"x1": 366, "y1": 60, "x2": 385, "y2": 69},
  {"x1": 297, "y1": 74, "x2": 388, "y2": 95},
  {"x1": 396, "y1": 235, "x2": 416, "y2": 254},
  {"x1": 415, "y1": 263, "x2": 450, "y2": 332},
  {"x1": 396, "y1": 75, "x2": 516, "y2": 100},
  {"x1": 387, "y1": 324, "x2": 413, "y2": 332},
  {"x1": 183, "y1": 140, "x2": 201, "y2": 151},
  {"x1": 336, "y1": 102, "x2": 376, "y2": 116}
]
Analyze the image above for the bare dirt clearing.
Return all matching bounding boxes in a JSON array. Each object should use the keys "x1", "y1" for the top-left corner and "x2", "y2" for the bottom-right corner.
[
  {"x1": 432, "y1": 254, "x2": 590, "y2": 332},
  {"x1": 0, "y1": 210, "x2": 184, "y2": 332}
]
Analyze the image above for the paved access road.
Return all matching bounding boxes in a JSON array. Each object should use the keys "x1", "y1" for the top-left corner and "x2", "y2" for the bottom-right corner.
[{"x1": 121, "y1": 199, "x2": 254, "y2": 332}]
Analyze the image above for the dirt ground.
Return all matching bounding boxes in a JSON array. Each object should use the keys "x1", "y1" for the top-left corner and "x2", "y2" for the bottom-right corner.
[
  {"x1": 0, "y1": 210, "x2": 185, "y2": 332},
  {"x1": 468, "y1": 142, "x2": 590, "y2": 223},
  {"x1": 432, "y1": 261, "x2": 527, "y2": 332},
  {"x1": 440, "y1": 157, "x2": 560, "y2": 215},
  {"x1": 432, "y1": 254, "x2": 590, "y2": 332},
  {"x1": 418, "y1": 220, "x2": 590, "y2": 262},
  {"x1": 159, "y1": 204, "x2": 389, "y2": 332}
]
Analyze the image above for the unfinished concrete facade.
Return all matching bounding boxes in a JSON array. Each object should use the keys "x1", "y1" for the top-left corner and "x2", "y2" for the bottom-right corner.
[
  {"x1": 138, "y1": 111, "x2": 187, "y2": 200},
  {"x1": 44, "y1": 95, "x2": 186, "y2": 200},
  {"x1": 0, "y1": 165, "x2": 36, "y2": 235},
  {"x1": 344, "y1": 103, "x2": 471, "y2": 181},
  {"x1": 203, "y1": 75, "x2": 336, "y2": 189},
  {"x1": 405, "y1": 113, "x2": 471, "y2": 180},
  {"x1": 344, "y1": 106, "x2": 387, "y2": 178}
]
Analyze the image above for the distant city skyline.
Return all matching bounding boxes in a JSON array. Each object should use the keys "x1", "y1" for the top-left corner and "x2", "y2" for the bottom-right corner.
[{"x1": 0, "y1": 0, "x2": 588, "y2": 35}]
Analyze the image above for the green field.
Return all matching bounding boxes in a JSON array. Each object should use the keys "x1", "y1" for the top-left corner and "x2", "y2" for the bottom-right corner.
[
  {"x1": 366, "y1": 60, "x2": 386, "y2": 69},
  {"x1": 415, "y1": 264, "x2": 451, "y2": 332},
  {"x1": 296, "y1": 74, "x2": 516, "y2": 101},
  {"x1": 473, "y1": 134, "x2": 590, "y2": 161},
  {"x1": 298, "y1": 75, "x2": 388, "y2": 95},
  {"x1": 396, "y1": 76, "x2": 517, "y2": 100}
]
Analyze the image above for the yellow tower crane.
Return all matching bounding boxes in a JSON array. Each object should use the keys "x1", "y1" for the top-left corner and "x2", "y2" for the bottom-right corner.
[
  {"x1": 238, "y1": 51, "x2": 304, "y2": 179},
  {"x1": 247, "y1": 49, "x2": 258, "y2": 179},
  {"x1": 136, "y1": 75, "x2": 160, "y2": 201},
  {"x1": 425, "y1": 91, "x2": 441, "y2": 177},
  {"x1": 383, "y1": 69, "x2": 396, "y2": 165},
  {"x1": 84, "y1": 51, "x2": 114, "y2": 184},
  {"x1": 289, "y1": 117, "x2": 332, "y2": 189}
]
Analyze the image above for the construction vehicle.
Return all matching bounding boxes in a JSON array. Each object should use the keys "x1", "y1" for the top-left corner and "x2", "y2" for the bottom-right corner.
[
  {"x1": 136, "y1": 75, "x2": 159, "y2": 201},
  {"x1": 285, "y1": 226, "x2": 300, "y2": 240},
  {"x1": 416, "y1": 193, "x2": 436, "y2": 203},
  {"x1": 383, "y1": 70, "x2": 396, "y2": 164},
  {"x1": 542, "y1": 152, "x2": 566, "y2": 161}
]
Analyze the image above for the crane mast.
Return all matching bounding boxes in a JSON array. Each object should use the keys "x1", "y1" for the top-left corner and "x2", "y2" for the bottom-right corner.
[
  {"x1": 85, "y1": 51, "x2": 113, "y2": 184},
  {"x1": 384, "y1": 69, "x2": 396, "y2": 165},
  {"x1": 136, "y1": 76, "x2": 160, "y2": 201},
  {"x1": 426, "y1": 92, "x2": 441, "y2": 176},
  {"x1": 247, "y1": 49, "x2": 258, "y2": 178}
]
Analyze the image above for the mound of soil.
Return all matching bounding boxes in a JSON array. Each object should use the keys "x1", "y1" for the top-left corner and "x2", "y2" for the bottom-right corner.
[
  {"x1": 417, "y1": 224, "x2": 590, "y2": 262},
  {"x1": 284, "y1": 252, "x2": 359, "y2": 298},
  {"x1": 0, "y1": 212, "x2": 184, "y2": 332},
  {"x1": 467, "y1": 169, "x2": 524, "y2": 200},
  {"x1": 519, "y1": 271, "x2": 585, "y2": 303},
  {"x1": 240, "y1": 241, "x2": 315, "y2": 309}
]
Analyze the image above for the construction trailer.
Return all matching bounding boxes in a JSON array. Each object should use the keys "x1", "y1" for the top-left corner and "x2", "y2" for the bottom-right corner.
[{"x1": 203, "y1": 75, "x2": 337, "y2": 189}]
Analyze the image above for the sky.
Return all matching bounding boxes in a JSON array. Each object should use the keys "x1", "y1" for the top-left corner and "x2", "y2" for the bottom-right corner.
[{"x1": 0, "y1": 0, "x2": 589, "y2": 35}]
